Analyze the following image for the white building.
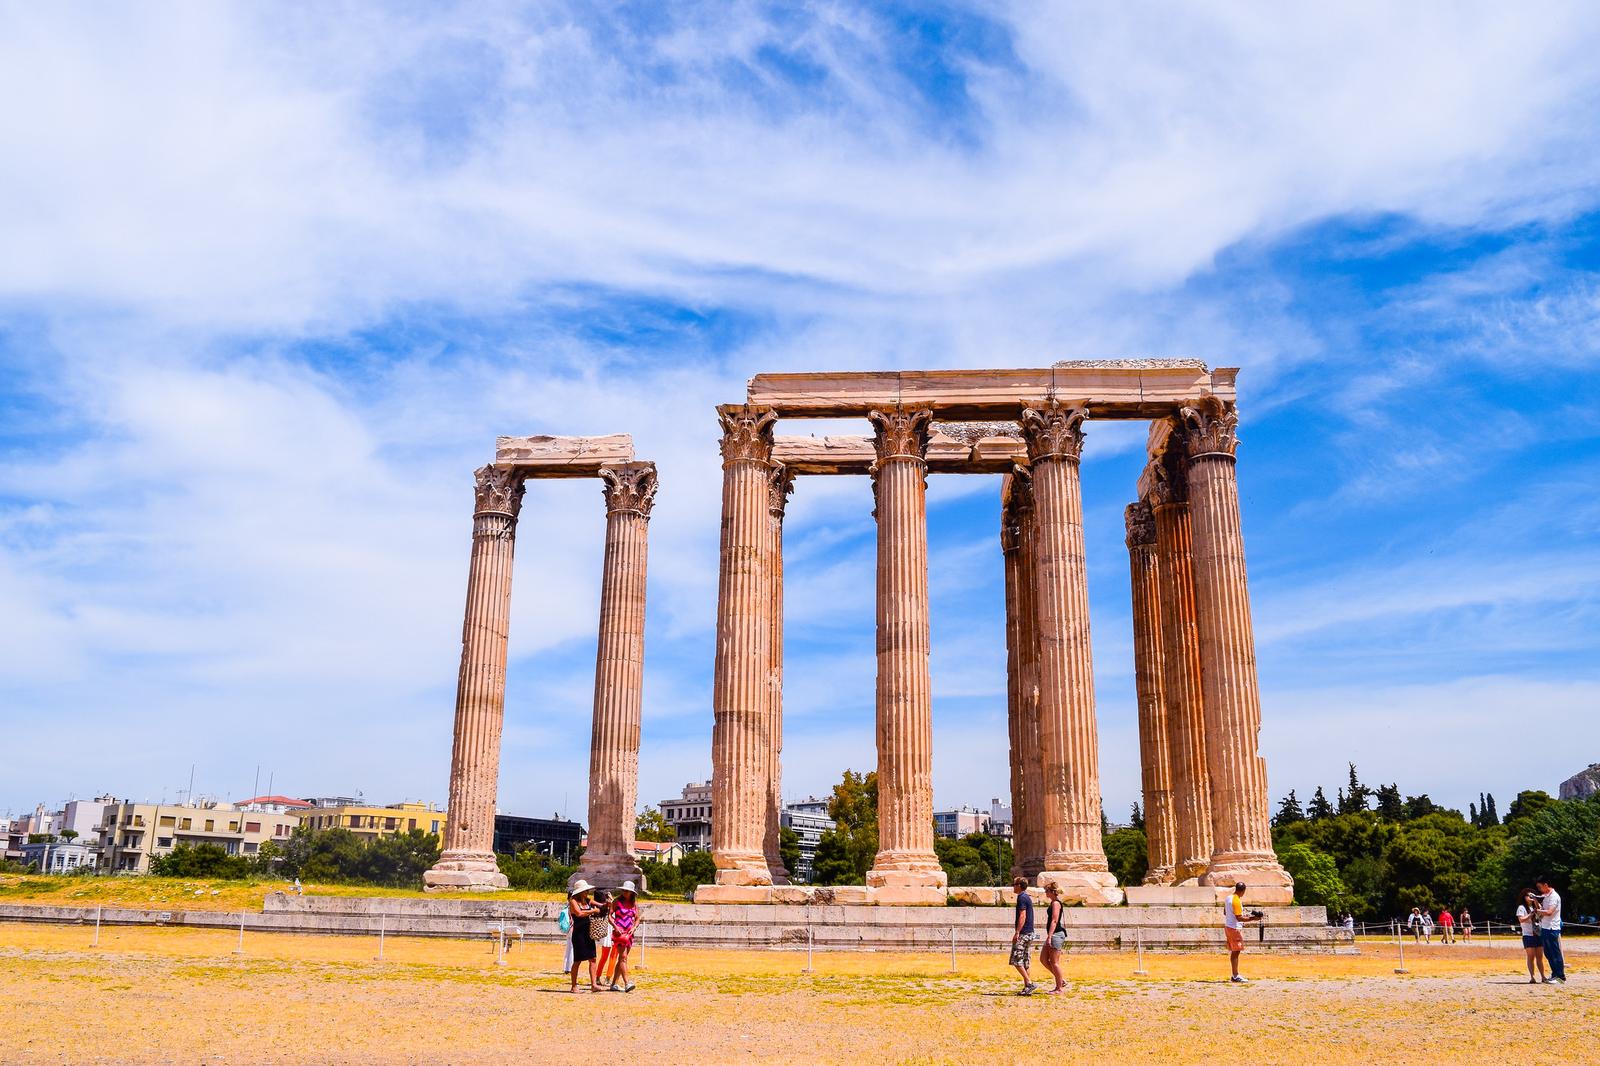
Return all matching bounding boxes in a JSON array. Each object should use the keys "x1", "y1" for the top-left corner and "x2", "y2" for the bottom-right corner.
[
  {"x1": 20, "y1": 839, "x2": 96, "y2": 874},
  {"x1": 781, "y1": 797, "x2": 836, "y2": 882},
  {"x1": 933, "y1": 806, "x2": 991, "y2": 839},
  {"x1": 659, "y1": 781, "x2": 713, "y2": 852}
]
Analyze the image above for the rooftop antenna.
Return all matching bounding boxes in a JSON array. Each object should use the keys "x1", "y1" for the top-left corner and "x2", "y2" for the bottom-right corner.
[
  {"x1": 251, "y1": 765, "x2": 260, "y2": 803},
  {"x1": 186, "y1": 764, "x2": 196, "y2": 806}
]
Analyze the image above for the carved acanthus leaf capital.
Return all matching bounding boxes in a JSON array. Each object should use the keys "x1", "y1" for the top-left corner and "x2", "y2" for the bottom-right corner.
[
  {"x1": 718, "y1": 405, "x2": 777, "y2": 464},
  {"x1": 1147, "y1": 449, "x2": 1188, "y2": 509},
  {"x1": 766, "y1": 461, "x2": 795, "y2": 517},
  {"x1": 1020, "y1": 401, "x2": 1088, "y2": 463},
  {"x1": 1125, "y1": 501, "x2": 1156, "y2": 548},
  {"x1": 868, "y1": 407, "x2": 933, "y2": 463},
  {"x1": 473, "y1": 465, "x2": 526, "y2": 517},
  {"x1": 1178, "y1": 396, "x2": 1239, "y2": 458},
  {"x1": 600, "y1": 462, "x2": 658, "y2": 517}
]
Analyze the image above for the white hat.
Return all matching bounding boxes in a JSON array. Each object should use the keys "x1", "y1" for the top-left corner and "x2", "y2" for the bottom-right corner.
[
  {"x1": 568, "y1": 879, "x2": 595, "y2": 897},
  {"x1": 619, "y1": 881, "x2": 638, "y2": 895}
]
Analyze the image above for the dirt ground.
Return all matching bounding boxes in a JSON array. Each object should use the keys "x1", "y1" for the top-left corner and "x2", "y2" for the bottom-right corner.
[
  {"x1": 0, "y1": 874, "x2": 568, "y2": 911},
  {"x1": 4, "y1": 922, "x2": 1594, "y2": 1065}
]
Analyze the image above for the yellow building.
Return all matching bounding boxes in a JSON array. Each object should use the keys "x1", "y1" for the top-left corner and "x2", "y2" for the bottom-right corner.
[
  {"x1": 97, "y1": 800, "x2": 302, "y2": 874},
  {"x1": 299, "y1": 801, "x2": 446, "y2": 841}
]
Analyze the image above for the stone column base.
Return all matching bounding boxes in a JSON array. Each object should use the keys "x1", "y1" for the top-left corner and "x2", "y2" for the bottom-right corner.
[
  {"x1": 866, "y1": 860, "x2": 947, "y2": 891},
  {"x1": 1036, "y1": 870, "x2": 1124, "y2": 906},
  {"x1": 1201, "y1": 860, "x2": 1294, "y2": 905},
  {"x1": 1142, "y1": 865, "x2": 1176, "y2": 886},
  {"x1": 691, "y1": 883, "x2": 947, "y2": 905},
  {"x1": 572, "y1": 857, "x2": 645, "y2": 893},
  {"x1": 423, "y1": 852, "x2": 508, "y2": 893},
  {"x1": 713, "y1": 853, "x2": 773, "y2": 887}
]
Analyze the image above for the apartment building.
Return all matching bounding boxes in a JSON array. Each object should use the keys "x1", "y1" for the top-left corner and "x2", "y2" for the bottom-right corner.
[
  {"x1": 659, "y1": 781, "x2": 712, "y2": 852},
  {"x1": 298, "y1": 801, "x2": 446, "y2": 841},
  {"x1": 97, "y1": 800, "x2": 301, "y2": 873}
]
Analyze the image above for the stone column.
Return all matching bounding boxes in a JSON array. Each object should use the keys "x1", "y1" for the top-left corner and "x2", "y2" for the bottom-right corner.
[
  {"x1": 866, "y1": 407, "x2": 947, "y2": 902},
  {"x1": 762, "y1": 462, "x2": 794, "y2": 885},
  {"x1": 708, "y1": 406, "x2": 776, "y2": 889},
  {"x1": 425, "y1": 465, "x2": 524, "y2": 892},
  {"x1": 1002, "y1": 469, "x2": 1045, "y2": 879},
  {"x1": 1179, "y1": 397, "x2": 1293, "y2": 902},
  {"x1": 574, "y1": 462, "x2": 657, "y2": 890},
  {"x1": 1126, "y1": 501, "x2": 1177, "y2": 885},
  {"x1": 1020, "y1": 401, "x2": 1119, "y2": 904},
  {"x1": 1149, "y1": 447, "x2": 1214, "y2": 882}
]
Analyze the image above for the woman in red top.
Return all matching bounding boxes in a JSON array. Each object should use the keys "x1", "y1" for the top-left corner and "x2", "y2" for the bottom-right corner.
[{"x1": 1438, "y1": 908, "x2": 1455, "y2": 945}]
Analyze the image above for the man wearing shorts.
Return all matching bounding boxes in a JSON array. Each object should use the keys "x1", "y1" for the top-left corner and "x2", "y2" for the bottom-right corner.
[
  {"x1": 1009, "y1": 876, "x2": 1037, "y2": 995},
  {"x1": 1224, "y1": 882, "x2": 1263, "y2": 983}
]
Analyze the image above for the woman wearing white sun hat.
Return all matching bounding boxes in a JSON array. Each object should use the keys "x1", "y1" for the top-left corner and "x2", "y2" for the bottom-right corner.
[{"x1": 567, "y1": 880, "x2": 602, "y2": 993}]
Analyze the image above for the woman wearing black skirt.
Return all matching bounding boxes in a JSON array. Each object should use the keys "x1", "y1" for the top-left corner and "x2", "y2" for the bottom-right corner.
[{"x1": 567, "y1": 880, "x2": 601, "y2": 992}]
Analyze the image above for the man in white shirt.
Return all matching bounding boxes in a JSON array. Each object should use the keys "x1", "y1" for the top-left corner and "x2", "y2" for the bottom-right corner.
[{"x1": 1534, "y1": 876, "x2": 1565, "y2": 983}]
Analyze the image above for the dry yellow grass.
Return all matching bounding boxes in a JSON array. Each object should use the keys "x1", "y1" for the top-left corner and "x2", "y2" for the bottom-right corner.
[{"x1": 4, "y1": 921, "x2": 1594, "y2": 1064}]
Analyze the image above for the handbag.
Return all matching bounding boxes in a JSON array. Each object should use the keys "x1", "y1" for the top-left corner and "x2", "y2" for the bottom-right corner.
[
  {"x1": 558, "y1": 909, "x2": 571, "y2": 933},
  {"x1": 589, "y1": 914, "x2": 611, "y2": 941}
]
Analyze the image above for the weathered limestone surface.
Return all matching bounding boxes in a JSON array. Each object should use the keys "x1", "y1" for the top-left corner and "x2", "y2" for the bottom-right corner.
[
  {"x1": 493, "y1": 434, "x2": 633, "y2": 473},
  {"x1": 1021, "y1": 402, "x2": 1119, "y2": 905},
  {"x1": 1001, "y1": 470, "x2": 1045, "y2": 879},
  {"x1": 1180, "y1": 398, "x2": 1293, "y2": 903},
  {"x1": 1149, "y1": 446, "x2": 1214, "y2": 883},
  {"x1": 747, "y1": 366, "x2": 1239, "y2": 419},
  {"x1": 762, "y1": 463, "x2": 794, "y2": 885},
  {"x1": 574, "y1": 462, "x2": 657, "y2": 891},
  {"x1": 425, "y1": 466, "x2": 523, "y2": 892},
  {"x1": 865, "y1": 408, "x2": 947, "y2": 893},
  {"x1": 710, "y1": 407, "x2": 776, "y2": 886},
  {"x1": 772, "y1": 430, "x2": 1024, "y2": 475},
  {"x1": 1126, "y1": 501, "x2": 1177, "y2": 885}
]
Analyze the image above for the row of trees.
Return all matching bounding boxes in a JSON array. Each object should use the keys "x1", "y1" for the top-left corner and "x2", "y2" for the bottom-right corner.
[
  {"x1": 1268, "y1": 765, "x2": 1599, "y2": 920},
  {"x1": 148, "y1": 826, "x2": 442, "y2": 887}
]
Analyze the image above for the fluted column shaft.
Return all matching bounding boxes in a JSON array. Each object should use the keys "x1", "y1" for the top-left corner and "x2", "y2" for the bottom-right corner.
[
  {"x1": 866, "y1": 408, "x2": 946, "y2": 893},
  {"x1": 1180, "y1": 398, "x2": 1291, "y2": 895},
  {"x1": 710, "y1": 407, "x2": 776, "y2": 886},
  {"x1": 1151, "y1": 449, "x2": 1213, "y2": 882},
  {"x1": 425, "y1": 465, "x2": 524, "y2": 891},
  {"x1": 576, "y1": 462, "x2": 657, "y2": 889},
  {"x1": 1126, "y1": 501, "x2": 1177, "y2": 885},
  {"x1": 763, "y1": 464, "x2": 794, "y2": 884},
  {"x1": 1002, "y1": 470, "x2": 1045, "y2": 879},
  {"x1": 1021, "y1": 402, "x2": 1116, "y2": 902}
]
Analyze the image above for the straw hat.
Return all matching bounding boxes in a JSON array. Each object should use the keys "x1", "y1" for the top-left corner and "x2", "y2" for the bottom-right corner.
[{"x1": 568, "y1": 879, "x2": 595, "y2": 897}]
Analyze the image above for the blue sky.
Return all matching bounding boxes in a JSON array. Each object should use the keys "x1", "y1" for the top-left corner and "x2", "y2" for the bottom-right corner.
[{"x1": 2, "y1": 3, "x2": 1598, "y2": 825}]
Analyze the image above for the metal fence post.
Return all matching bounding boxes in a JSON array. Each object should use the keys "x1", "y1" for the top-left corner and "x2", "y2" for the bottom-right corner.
[
  {"x1": 1133, "y1": 928, "x2": 1147, "y2": 975},
  {"x1": 92, "y1": 905, "x2": 102, "y2": 948}
]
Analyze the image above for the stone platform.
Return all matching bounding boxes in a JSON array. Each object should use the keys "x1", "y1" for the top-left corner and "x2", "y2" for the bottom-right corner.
[{"x1": 0, "y1": 890, "x2": 1350, "y2": 954}]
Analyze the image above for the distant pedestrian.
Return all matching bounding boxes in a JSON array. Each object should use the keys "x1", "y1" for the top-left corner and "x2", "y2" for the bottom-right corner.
[
  {"x1": 609, "y1": 881, "x2": 640, "y2": 992},
  {"x1": 1038, "y1": 883, "x2": 1066, "y2": 995},
  {"x1": 292, "y1": 877, "x2": 303, "y2": 896},
  {"x1": 1224, "y1": 882, "x2": 1263, "y2": 983},
  {"x1": 567, "y1": 880, "x2": 602, "y2": 993},
  {"x1": 1438, "y1": 908, "x2": 1455, "y2": 945},
  {"x1": 1421, "y1": 911, "x2": 1434, "y2": 944},
  {"x1": 1534, "y1": 876, "x2": 1566, "y2": 984},
  {"x1": 1516, "y1": 888, "x2": 1548, "y2": 984},
  {"x1": 1459, "y1": 907, "x2": 1473, "y2": 941},
  {"x1": 1342, "y1": 913, "x2": 1355, "y2": 935},
  {"x1": 1009, "y1": 877, "x2": 1037, "y2": 995},
  {"x1": 1406, "y1": 907, "x2": 1424, "y2": 942}
]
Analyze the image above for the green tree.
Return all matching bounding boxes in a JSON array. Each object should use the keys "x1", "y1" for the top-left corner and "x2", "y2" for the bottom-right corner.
[
  {"x1": 1307, "y1": 787, "x2": 1334, "y2": 821},
  {"x1": 1483, "y1": 793, "x2": 1499, "y2": 826},
  {"x1": 357, "y1": 829, "x2": 441, "y2": 887},
  {"x1": 1273, "y1": 789, "x2": 1304, "y2": 828},
  {"x1": 1339, "y1": 763, "x2": 1372, "y2": 815},
  {"x1": 1501, "y1": 795, "x2": 1600, "y2": 918},
  {"x1": 1278, "y1": 843, "x2": 1350, "y2": 913},
  {"x1": 1504, "y1": 790, "x2": 1555, "y2": 831},
  {"x1": 813, "y1": 770, "x2": 879, "y2": 886},
  {"x1": 1129, "y1": 802, "x2": 1144, "y2": 831},
  {"x1": 1374, "y1": 784, "x2": 1404, "y2": 821},
  {"x1": 1402, "y1": 794, "x2": 1440, "y2": 820},
  {"x1": 58, "y1": 829, "x2": 79, "y2": 842},
  {"x1": 779, "y1": 826, "x2": 801, "y2": 881},
  {"x1": 150, "y1": 843, "x2": 252, "y2": 879},
  {"x1": 1102, "y1": 826, "x2": 1148, "y2": 886},
  {"x1": 497, "y1": 846, "x2": 578, "y2": 892},
  {"x1": 635, "y1": 807, "x2": 675, "y2": 842},
  {"x1": 679, "y1": 849, "x2": 716, "y2": 889},
  {"x1": 933, "y1": 832, "x2": 1014, "y2": 886}
]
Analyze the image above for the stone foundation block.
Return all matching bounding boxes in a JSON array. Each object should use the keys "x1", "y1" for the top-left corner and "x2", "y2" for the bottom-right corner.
[
  {"x1": 947, "y1": 887, "x2": 1002, "y2": 906},
  {"x1": 1123, "y1": 885, "x2": 1218, "y2": 907},
  {"x1": 691, "y1": 884, "x2": 775, "y2": 904},
  {"x1": 868, "y1": 886, "x2": 948, "y2": 906},
  {"x1": 770, "y1": 886, "x2": 814, "y2": 905},
  {"x1": 808, "y1": 886, "x2": 872, "y2": 906}
]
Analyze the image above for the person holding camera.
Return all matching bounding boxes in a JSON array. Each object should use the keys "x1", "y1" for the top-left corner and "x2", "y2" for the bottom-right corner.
[{"x1": 1224, "y1": 882, "x2": 1264, "y2": 983}]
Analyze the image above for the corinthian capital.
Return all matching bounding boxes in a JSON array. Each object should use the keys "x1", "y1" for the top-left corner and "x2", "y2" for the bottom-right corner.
[
  {"x1": 717, "y1": 405, "x2": 777, "y2": 464},
  {"x1": 1020, "y1": 401, "x2": 1088, "y2": 463},
  {"x1": 1000, "y1": 465, "x2": 1033, "y2": 554},
  {"x1": 868, "y1": 407, "x2": 933, "y2": 463},
  {"x1": 473, "y1": 465, "x2": 526, "y2": 517},
  {"x1": 1146, "y1": 448, "x2": 1187, "y2": 509},
  {"x1": 600, "y1": 462, "x2": 658, "y2": 517},
  {"x1": 1124, "y1": 501, "x2": 1156, "y2": 548},
  {"x1": 766, "y1": 461, "x2": 795, "y2": 517},
  {"x1": 1178, "y1": 396, "x2": 1239, "y2": 458}
]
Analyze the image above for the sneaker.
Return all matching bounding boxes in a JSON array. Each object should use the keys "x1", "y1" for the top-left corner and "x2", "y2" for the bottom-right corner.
[
  {"x1": 1020, "y1": 984, "x2": 1035, "y2": 996},
  {"x1": 1550, "y1": 978, "x2": 1566, "y2": 984},
  {"x1": 1231, "y1": 975, "x2": 1248, "y2": 983}
]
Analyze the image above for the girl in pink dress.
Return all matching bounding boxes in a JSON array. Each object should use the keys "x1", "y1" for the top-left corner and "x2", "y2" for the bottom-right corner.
[{"x1": 608, "y1": 881, "x2": 640, "y2": 992}]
